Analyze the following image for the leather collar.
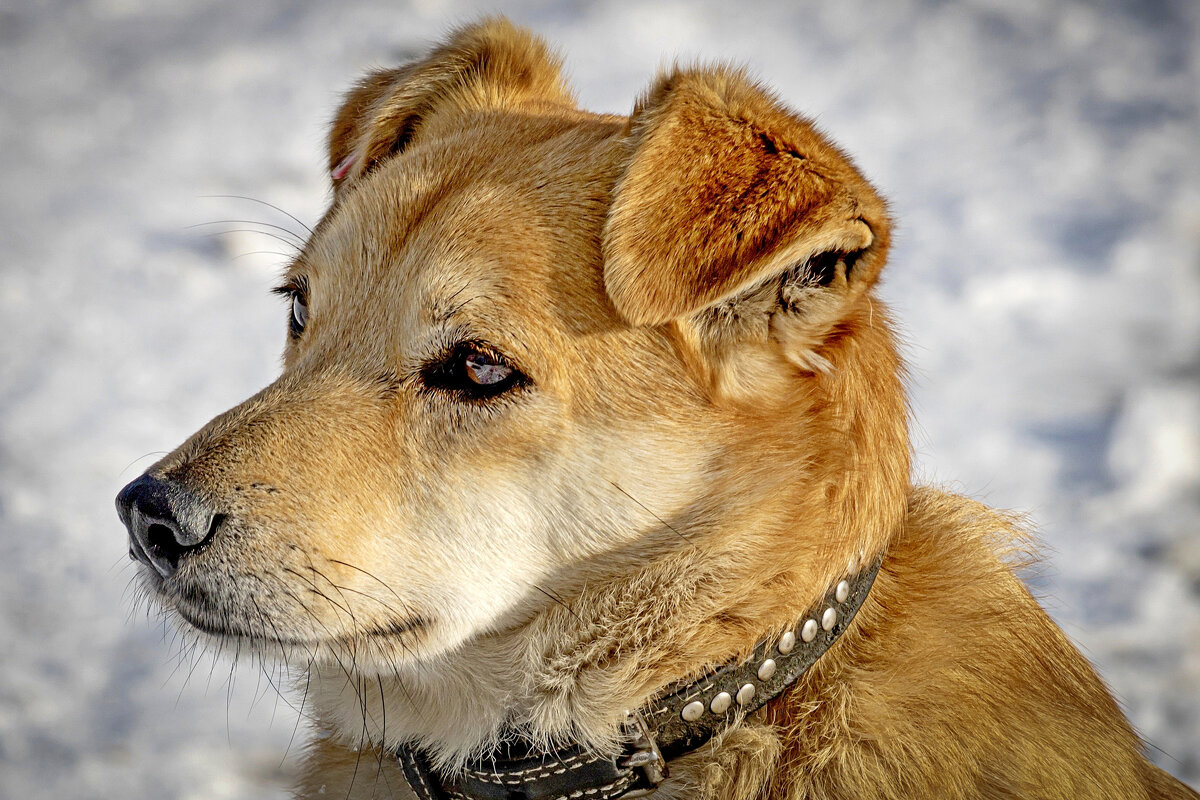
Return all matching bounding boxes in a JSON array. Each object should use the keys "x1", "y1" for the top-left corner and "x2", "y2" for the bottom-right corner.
[{"x1": 398, "y1": 554, "x2": 883, "y2": 800}]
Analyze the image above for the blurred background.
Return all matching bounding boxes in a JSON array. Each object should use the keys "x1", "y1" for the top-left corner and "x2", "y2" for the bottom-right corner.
[{"x1": 2, "y1": 0, "x2": 1197, "y2": 797}]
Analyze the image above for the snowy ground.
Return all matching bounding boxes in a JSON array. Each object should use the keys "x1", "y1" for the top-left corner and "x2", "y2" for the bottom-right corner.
[{"x1": 1, "y1": 1, "x2": 1197, "y2": 797}]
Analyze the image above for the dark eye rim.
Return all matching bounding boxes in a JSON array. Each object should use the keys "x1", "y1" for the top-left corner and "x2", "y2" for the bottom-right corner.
[{"x1": 421, "y1": 341, "x2": 530, "y2": 401}]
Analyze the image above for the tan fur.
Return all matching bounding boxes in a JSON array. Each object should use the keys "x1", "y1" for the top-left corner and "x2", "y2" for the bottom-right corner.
[{"x1": 133, "y1": 19, "x2": 1196, "y2": 800}]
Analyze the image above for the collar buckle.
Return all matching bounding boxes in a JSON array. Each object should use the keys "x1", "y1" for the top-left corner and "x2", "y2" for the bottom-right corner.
[{"x1": 620, "y1": 709, "x2": 668, "y2": 796}]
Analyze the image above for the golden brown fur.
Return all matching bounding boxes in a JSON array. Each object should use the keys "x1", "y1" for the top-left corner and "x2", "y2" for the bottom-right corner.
[{"x1": 132, "y1": 18, "x2": 1196, "y2": 800}]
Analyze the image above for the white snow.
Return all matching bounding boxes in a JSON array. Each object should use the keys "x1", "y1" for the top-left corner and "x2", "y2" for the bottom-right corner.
[{"x1": 1, "y1": 1, "x2": 1197, "y2": 796}]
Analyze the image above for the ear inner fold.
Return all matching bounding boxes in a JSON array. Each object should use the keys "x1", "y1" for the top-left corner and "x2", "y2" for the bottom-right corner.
[{"x1": 602, "y1": 66, "x2": 888, "y2": 328}]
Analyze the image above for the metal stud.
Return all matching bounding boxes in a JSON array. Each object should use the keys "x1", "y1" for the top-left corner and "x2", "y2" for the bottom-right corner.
[
  {"x1": 777, "y1": 630, "x2": 796, "y2": 654},
  {"x1": 736, "y1": 683, "x2": 756, "y2": 706},
  {"x1": 709, "y1": 691, "x2": 732, "y2": 714},
  {"x1": 801, "y1": 619, "x2": 818, "y2": 643},
  {"x1": 835, "y1": 580, "x2": 850, "y2": 603},
  {"x1": 681, "y1": 700, "x2": 705, "y2": 722},
  {"x1": 757, "y1": 658, "x2": 777, "y2": 681},
  {"x1": 821, "y1": 607, "x2": 838, "y2": 631},
  {"x1": 847, "y1": 556, "x2": 859, "y2": 576}
]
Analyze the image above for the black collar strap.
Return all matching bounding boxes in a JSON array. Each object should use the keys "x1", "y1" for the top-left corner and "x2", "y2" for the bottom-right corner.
[{"x1": 398, "y1": 554, "x2": 883, "y2": 800}]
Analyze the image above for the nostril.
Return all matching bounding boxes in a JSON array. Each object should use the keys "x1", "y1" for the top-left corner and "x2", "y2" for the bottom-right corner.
[
  {"x1": 204, "y1": 514, "x2": 226, "y2": 546},
  {"x1": 144, "y1": 520, "x2": 188, "y2": 573},
  {"x1": 146, "y1": 523, "x2": 178, "y2": 553},
  {"x1": 143, "y1": 514, "x2": 220, "y2": 574}
]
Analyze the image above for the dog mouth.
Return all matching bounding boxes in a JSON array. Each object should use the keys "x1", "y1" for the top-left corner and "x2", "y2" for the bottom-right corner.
[{"x1": 148, "y1": 572, "x2": 430, "y2": 649}]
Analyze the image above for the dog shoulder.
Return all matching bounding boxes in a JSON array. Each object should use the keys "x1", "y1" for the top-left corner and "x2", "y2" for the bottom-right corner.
[{"x1": 766, "y1": 489, "x2": 1161, "y2": 799}]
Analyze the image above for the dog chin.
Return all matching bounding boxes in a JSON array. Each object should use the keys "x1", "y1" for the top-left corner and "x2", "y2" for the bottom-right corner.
[{"x1": 149, "y1": 574, "x2": 434, "y2": 668}]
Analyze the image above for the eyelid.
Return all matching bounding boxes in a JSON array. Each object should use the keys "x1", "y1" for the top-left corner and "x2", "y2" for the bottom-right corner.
[{"x1": 272, "y1": 275, "x2": 309, "y2": 297}]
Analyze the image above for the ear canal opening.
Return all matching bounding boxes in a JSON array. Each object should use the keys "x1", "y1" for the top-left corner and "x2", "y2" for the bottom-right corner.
[
  {"x1": 386, "y1": 117, "x2": 420, "y2": 161},
  {"x1": 798, "y1": 248, "x2": 866, "y2": 289},
  {"x1": 809, "y1": 251, "x2": 840, "y2": 287}
]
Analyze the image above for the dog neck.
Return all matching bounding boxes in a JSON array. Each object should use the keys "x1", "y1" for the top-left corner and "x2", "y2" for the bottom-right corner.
[
  {"x1": 306, "y1": 527, "x2": 890, "y2": 768},
  {"x1": 306, "y1": 514, "x2": 892, "y2": 761},
  {"x1": 395, "y1": 553, "x2": 884, "y2": 800}
]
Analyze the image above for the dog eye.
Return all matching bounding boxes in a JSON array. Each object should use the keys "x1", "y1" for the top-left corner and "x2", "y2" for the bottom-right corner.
[
  {"x1": 423, "y1": 343, "x2": 527, "y2": 400},
  {"x1": 274, "y1": 279, "x2": 310, "y2": 338},
  {"x1": 464, "y1": 352, "x2": 512, "y2": 385},
  {"x1": 290, "y1": 292, "x2": 308, "y2": 335}
]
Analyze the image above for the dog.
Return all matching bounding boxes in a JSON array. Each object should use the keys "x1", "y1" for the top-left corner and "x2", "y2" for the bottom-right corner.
[{"x1": 117, "y1": 19, "x2": 1198, "y2": 800}]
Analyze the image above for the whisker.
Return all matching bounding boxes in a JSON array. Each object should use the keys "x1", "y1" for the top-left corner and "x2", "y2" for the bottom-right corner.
[
  {"x1": 327, "y1": 559, "x2": 407, "y2": 607},
  {"x1": 609, "y1": 480, "x2": 695, "y2": 548},
  {"x1": 252, "y1": 641, "x2": 304, "y2": 719},
  {"x1": 199, "y1": 194, "x2": 315, "y2": 236},
  {"x1": 226, "y1": 638, "x2": 243, "y2": 746},
  {"x1": 306, "y1": 564, "x2": 362, "y2": 628},
  {"x1": 186, "y1": 219, "x2": 306, "y2": 246},
  {"x1": 281, "y1": 654, "x2": 316, "y2": 768},
  {"x1": 162, "y1": 629, "x2": 197, "y2": 691},
  {"x1": 328, "y1": 582, "x2": 413, "y2": 626},
  {"x1": 205, "y1": 627, "x2": 228, "y2": 693},
  {"x1": 375, "y1": 673, "x2": 388, "y2": 795},
  {"x1": 283, "y1": 567, "x2": 354, "y2": 620},
  {"x1": 345, "y1": 674, "x2": 370, "y2": 800},
  {"x1": 232, "y1": 250, "x2": 295, "y2": 261},
  {"x1": 275, "y1": 583, "x2": 366, "y2": 719},
  {"x1": 532, "y1": 583, "x2": 581, "y2": 622},
  {"x1": 177, "y1": 636, "x2": 207, "y2": 704},
  {"x1": 108, "y1": 555, "x2": 134, "y2": 577},
  {"x1": 326, "y1": 560, "x2": 426, "y2": 647},
  {"x1": 197, "y1": 228, "x2": 302, "y2": 252},
  {"x1": 303, "y1": 557, "x2": 367, "y2": 681},
  {"x1": 118, "y1": 451, "x2": 168, "y2": 479},
  {"x1": 247, "y1": 597, "x2": 276, "y2": 713}
]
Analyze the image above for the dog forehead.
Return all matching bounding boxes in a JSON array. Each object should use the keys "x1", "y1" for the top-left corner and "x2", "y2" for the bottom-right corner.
[{"x1": 309, "y1": 113, "x2": 624, "y2": 337}]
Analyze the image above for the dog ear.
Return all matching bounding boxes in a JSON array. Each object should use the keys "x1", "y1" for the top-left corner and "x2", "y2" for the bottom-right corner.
[
  {"x1": 327, "y1": 18, "x2": 573, "y2": 192},
  {"x1": 603, "y1": 65, "x2": 891, "y2": 375}
]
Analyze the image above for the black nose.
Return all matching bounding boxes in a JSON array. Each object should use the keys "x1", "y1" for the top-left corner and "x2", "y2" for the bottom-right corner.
[{"x1": 116, "y1": 474, "x2": 220, "y2": 578}]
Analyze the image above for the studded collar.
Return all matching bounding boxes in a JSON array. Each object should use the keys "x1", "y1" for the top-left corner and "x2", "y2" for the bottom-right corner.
[{"x1": 397, "y1": 554, "x2": 883, "y2": 800}]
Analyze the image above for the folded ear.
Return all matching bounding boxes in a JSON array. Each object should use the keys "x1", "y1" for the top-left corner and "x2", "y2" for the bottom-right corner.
[
  {"x1": 327, "y1": 18, "x2": 573, "y2": 193},
  {"x1": 603, "y1": 65, "x2": 890, "y2": 373}
]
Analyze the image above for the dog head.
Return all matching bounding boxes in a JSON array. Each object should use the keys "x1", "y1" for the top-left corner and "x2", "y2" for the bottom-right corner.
[{"x1": 117, "y1": 19, "x2": 907, "y2": 751}]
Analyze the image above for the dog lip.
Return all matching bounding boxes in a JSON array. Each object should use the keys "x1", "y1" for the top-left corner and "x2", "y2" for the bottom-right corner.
[
  {"x1": 361, "y1": 616, "x2": 429, "y2": 640},
  {"x1": 171, "y1": 600, "x2": 428, "y2": 646},
  {"x1": 171, "y1": 604, "x2": 244, "y2": 638},
  {"x1": 127, "y1": 533, "x2": 153, "y2": 569}
]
